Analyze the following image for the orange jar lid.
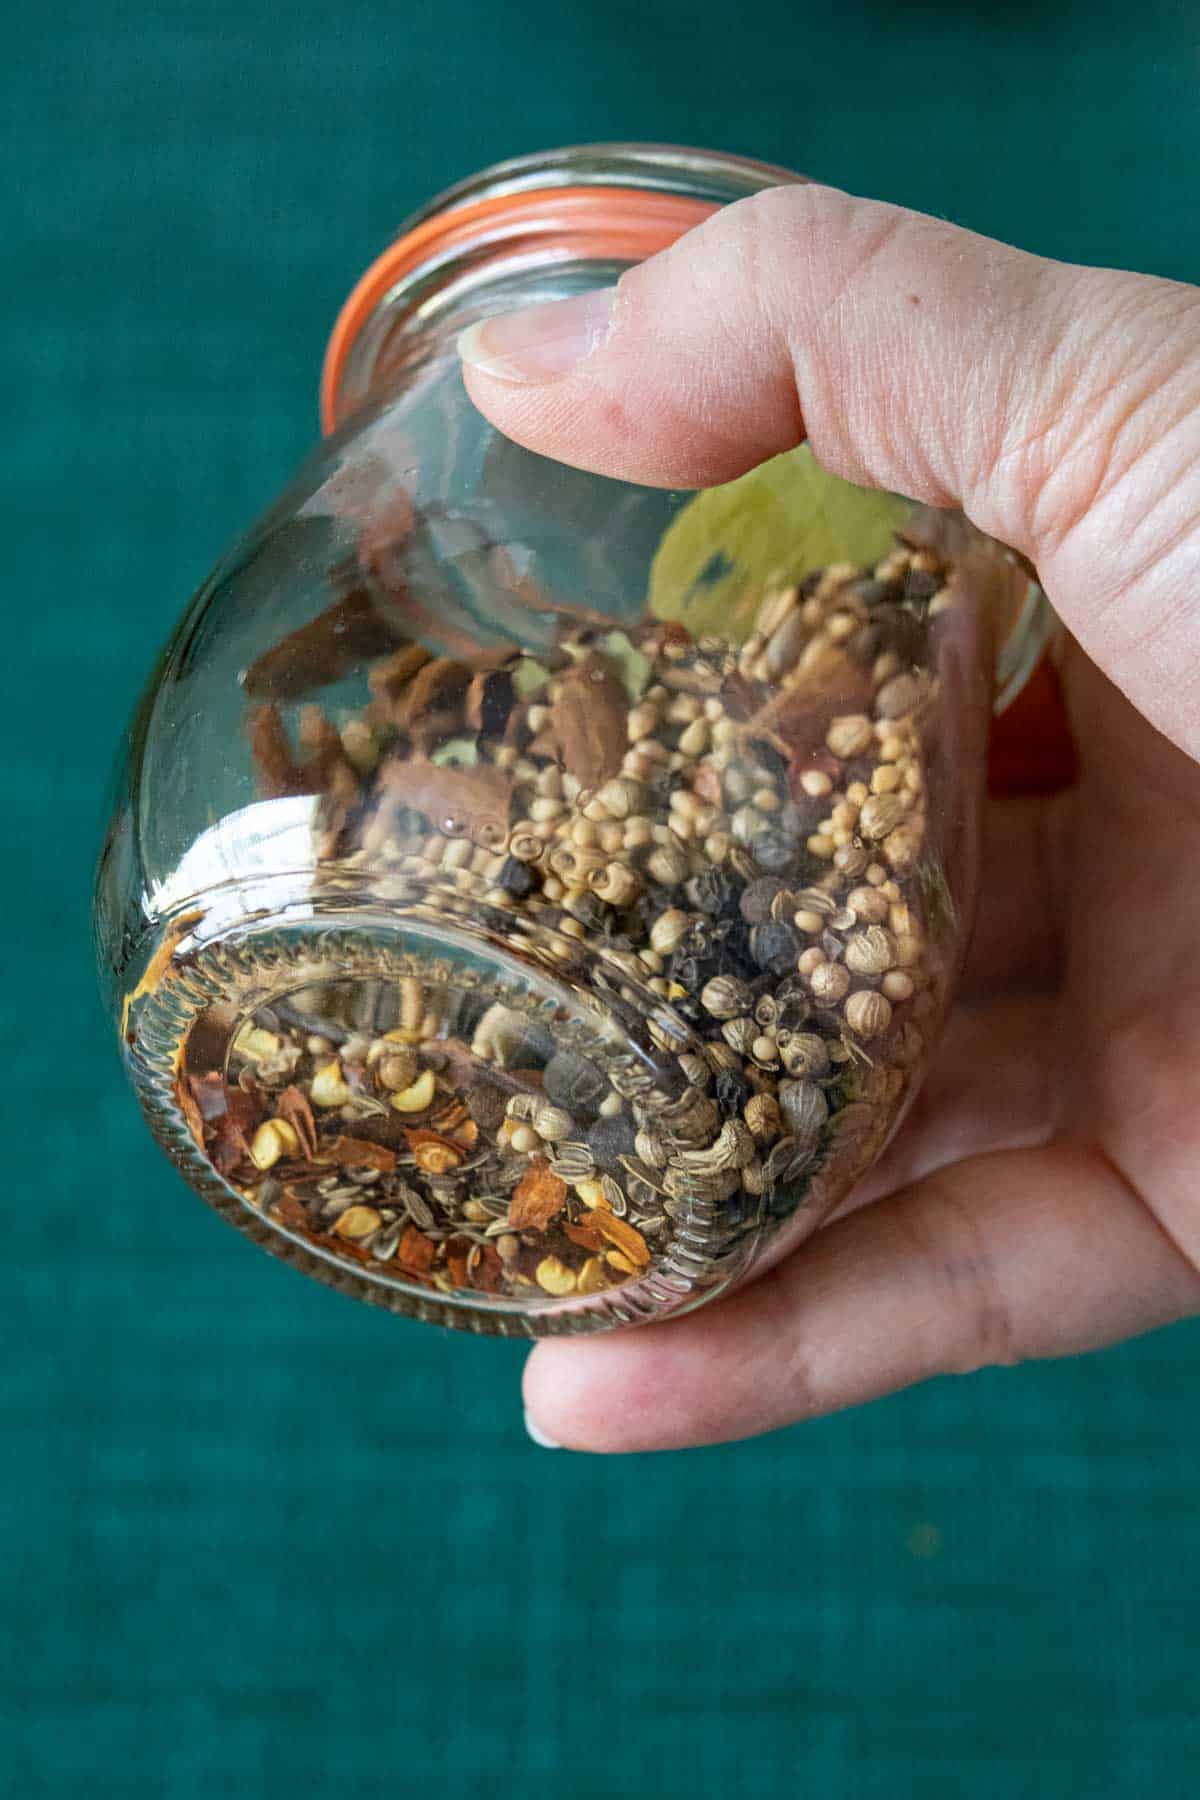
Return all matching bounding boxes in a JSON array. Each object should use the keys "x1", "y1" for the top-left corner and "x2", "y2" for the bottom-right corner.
[{"x1": 320, "y1": 185, "x2": 718, "y2": 432}]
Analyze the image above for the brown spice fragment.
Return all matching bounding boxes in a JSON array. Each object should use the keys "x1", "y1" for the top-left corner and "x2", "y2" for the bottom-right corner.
[
  {"x1": 549, "y1": 654, "x2": 628, "y2": 785},
  {"x1": 428, "y1": 1100, "x2": 470, "y2": 1136},
  {"x1": 188, "y1": 1070, "x2": 229, "y2": 1122},
  {"x1": 176, "y1": 1074, "x2": 206, "y2": 1151},
  {"x1": 325, "y1": 1136, "x2": 397, "y2": 1172},
  {"x1": 367, "y1": 642, "x2": 432, "y2": 710},
  {"x1": 508, "y1": 1158, "x2": 569, "y2": 1230},
  {"x1": 718, "y1": 671, "x2": 764, "y2": 721},
  {"x1": 210, "y1": 1115, "x2": 254, "y2": 1178},
  {"x1": 248, "y1": 704, "x2": 305, "y2": 799},
  {"x1": 223, "y1": 1084, "x2": 263, "y2": 1136},
  {"x1": 444, "y1": 1236, "x2": 472, "y2": 1288},
  {"x1": 275, "y1": 1085, "x2": 319, "y2": 1161},
  {"x1": 272, "y1": 1189, "x2": 310, "y2": 1232},
  {"x1": 388, "y1": 656, "x2": 472, "y2": 745},
  {"x1": 743, "y1": 688, "x2": 836, "y2": 765},
  {"x1": 379, "y1": 755, "x2": 514, "y2": 849},
  {"x1": 470, "y1": 1244, "x2": 504, "y2": 1294},
  {"x1": 297, "y1": 707, "x2": 358, "y2": 797},
  {"x1": 243, "y1": 588, "x2": 405, "y2": 701},
  {"x1": 198, "y1": 1085, "x2": 262, "y2": 1179},
  {"x1": 787, "y1": 639, "x2": 873, "y2": 708}
]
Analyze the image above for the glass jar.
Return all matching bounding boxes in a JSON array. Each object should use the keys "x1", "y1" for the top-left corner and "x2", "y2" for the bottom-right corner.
[{"x1": 95, "y1": 144, "x2": 1052, "y2": 1336}]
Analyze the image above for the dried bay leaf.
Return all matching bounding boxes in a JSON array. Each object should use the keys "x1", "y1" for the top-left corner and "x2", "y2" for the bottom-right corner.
[
  {"x1": 512, "y1": 659, "x2": 550, "y2": 700},
  {"x1": 430, "y1": 736, "x2": 479, "y2": 768},
  {"x1": 649, "y1": 445, "x2": 910, "y2": 643}
]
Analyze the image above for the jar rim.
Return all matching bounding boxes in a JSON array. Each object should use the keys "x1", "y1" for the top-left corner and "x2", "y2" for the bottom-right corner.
[
  {"x1": 318, "y1": 143, "x2": 1055, "y2": 714},
  {"x1": 320, "y1": 143, "x2": 799, "y2": 432}
]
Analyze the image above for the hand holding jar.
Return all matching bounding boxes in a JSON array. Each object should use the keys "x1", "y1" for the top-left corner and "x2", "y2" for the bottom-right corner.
[{"x1": 458, "y1": 178, "x2": 1200, "y2": 1451}]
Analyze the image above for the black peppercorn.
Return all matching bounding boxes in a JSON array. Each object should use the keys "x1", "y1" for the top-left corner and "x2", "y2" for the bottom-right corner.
[
  {"x1": 739, "y1": 877, "x2": 784, "y2": 924},
  {"x1": 750, "y1": 921, "x2": 798, "y2": 974},
  {"x1": 903, "y1": 568, "x2": 942, "y2": 604},
  {"x1": 752, "y1": 831, "x2": 798, "y2": 875},
  {"x1": 846, "y1": 576, "x2": 891, "y2": 608},
  {"x1": 670, "y1": 951, "x2": 704, "y2": 992},
  {"x1": 543, "y1": 1050, "x2": 609, "y2": 1117},
  {"x1": 684, "y1": 866, "x2": 736, "y2": 915},
  {"x1": 565, "y1": 890, "x2": 607, "y2": 932},
  {"x1": 715, "y1": 1068, "x2": 753, "y2": 1116},
  {"x1": 497, "y1": 855, "x2": 536, "y2": 899},
  {"x1": 781, "y1": 795, "x2": 828, "y2": 838}
]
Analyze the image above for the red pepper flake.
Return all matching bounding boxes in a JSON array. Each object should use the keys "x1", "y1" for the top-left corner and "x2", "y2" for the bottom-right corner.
[
  {"x1": 509, "y1": 1158, "x2": 568, "y2": 1230},
  {"x1": 395, "y1": 1225, "x2": 435, "y2": 1274},
  {"x1": 275, "y1": 1085, "x2": 319, "y2": 1161},
  {"x1": 325, "y1": 1136, "x2": 397, "y2": 1172}
]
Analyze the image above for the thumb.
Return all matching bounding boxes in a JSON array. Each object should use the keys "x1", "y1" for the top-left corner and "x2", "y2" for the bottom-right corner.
[{"x1": 459, "y1": 183, "x2": 1200, "y2": 759}]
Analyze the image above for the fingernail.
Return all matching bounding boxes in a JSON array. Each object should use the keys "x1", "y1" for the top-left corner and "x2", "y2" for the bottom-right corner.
[
  {"x1": 458, "y1": 288, "x2": 616, "y2": 385},
  {"x1": 524, "y1": 1409, "x2": 563, "y2": 1449}
]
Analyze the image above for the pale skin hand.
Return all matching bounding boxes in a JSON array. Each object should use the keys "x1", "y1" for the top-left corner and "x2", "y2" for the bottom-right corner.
[{"x1": 458, "y1": 183, "x2": 1200, "y2": 1451}]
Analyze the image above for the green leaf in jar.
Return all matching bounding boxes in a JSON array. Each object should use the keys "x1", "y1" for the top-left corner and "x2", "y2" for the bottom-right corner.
[
  {"x1": 430, "y1": 736, "x2": 479, "y2": 769},
  {"x1": 648, "y1": 444, "x2": 911, "y2": 643},
  {"x1": 512, "y1": 658, "x2": 551, "y2": 699},
  {"x1": 601, "y1": 629, "x2": 653, "y2": 700}
]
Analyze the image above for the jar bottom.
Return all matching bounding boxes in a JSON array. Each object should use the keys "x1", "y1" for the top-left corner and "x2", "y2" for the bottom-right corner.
[{"x1": 126, "y1": 913, "x2": 762, "y2": 1335}]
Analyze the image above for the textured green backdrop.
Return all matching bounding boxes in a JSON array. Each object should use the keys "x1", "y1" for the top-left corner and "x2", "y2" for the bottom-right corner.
[{"x1": 6, "y1": 2, "x2": 1200, "y2": 1794}]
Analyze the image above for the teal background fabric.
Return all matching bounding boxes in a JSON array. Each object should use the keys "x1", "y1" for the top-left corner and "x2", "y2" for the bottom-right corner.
[{"x1": 6, "y1": 2, "x2": 1200, "y2": 1793}]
